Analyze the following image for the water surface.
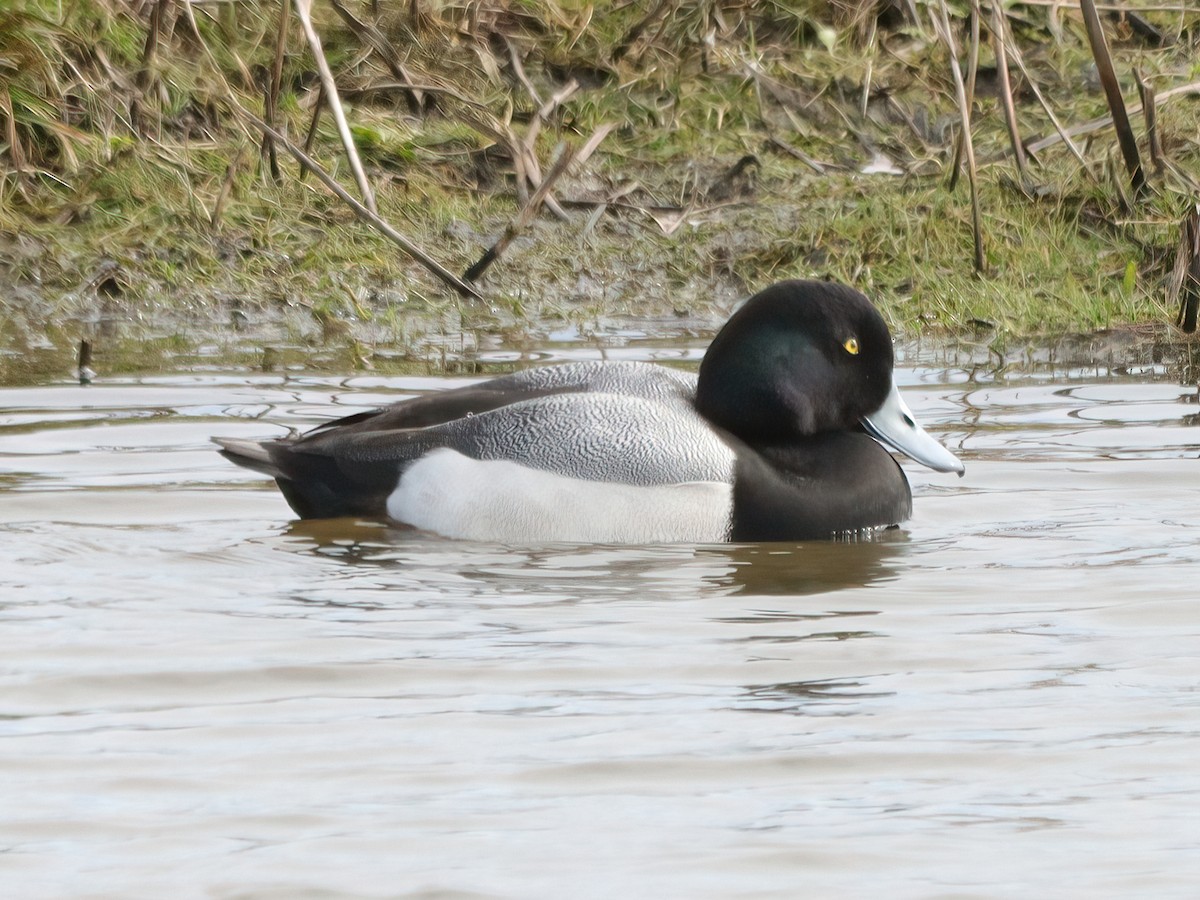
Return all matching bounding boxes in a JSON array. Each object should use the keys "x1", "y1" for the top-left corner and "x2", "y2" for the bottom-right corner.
[{"x1": 3, "y1": 341, "x2": 1199, "y2": 898}]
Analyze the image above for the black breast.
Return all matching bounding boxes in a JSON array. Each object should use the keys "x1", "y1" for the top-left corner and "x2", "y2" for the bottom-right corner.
[{"x1": 729, "y1": 433, "x2": 912, "y2": 541}]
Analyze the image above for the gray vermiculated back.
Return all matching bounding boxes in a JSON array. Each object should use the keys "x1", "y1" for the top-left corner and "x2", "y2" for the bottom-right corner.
[
  {"x1": 491, "y1": 360, "x2": 699, "y2": 399},
  {"x1": 438, "y1": 391, "x2": 734, "y2": 485}
]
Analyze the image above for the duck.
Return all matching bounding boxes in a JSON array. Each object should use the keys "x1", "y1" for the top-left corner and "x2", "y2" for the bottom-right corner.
[{"x1": 216, "y1": 279, "x2": 964, "y2": 543}]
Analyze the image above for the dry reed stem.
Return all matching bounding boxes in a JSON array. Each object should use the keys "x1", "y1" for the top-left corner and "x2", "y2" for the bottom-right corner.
[
  {"x1": 526, "y1": 81, "x2": 580, "y2": 149},
  {"x1": 521, "y1": 79, "x2": 579, "y2": 221},
  {"x1": 505, "y1": 36, "x2": 542, "y2": 107},
  {"x1": 576, "y1": 123, "x2": 616, "y2": 167},
  {"x1": 1078, "y1": 0, "x2": 1145, "y2": 198},
  {"x1": 464, "y1": 142, "x2": 578, "y2": 283},
  {"x1": 132, "y1": 0, "x2": 173, "y2": 132},
  {"x1": 1134, "y1": 70, "x2": 1162, "y2": 171},
  {"x1": 136, "y1": 0, "x2": 168, "y2": 94},
  {"x1": 262, "y1": 0, "x2": 289, "y2": 182},
  {"x1": 859, "y1": 17, "x2": 876, "y2": 120},
  {"x1": 209, "y1": 146, "x2": 244, "y2": 230},
  {"x1": 1020, "y1": 0, "x2": 1189, "y2": 8},
  {"x1": 293, "y1": 0, "x2": 377, "y2": 213},
  {"x1": 1000, "y1": 14, "x2": 1088, "y2": 168},
  {"x1": 965, "y1": 6, "x2": 981, "y2": 122},
  {"x1": 948, "y1": 2, "x2": 981, "y2": 192},
  {"x1": 990, "y1": 2, "x2": 1027, "y2": 179},
  {"x1": 299, "y1": 85, "x2": 325, "y2": 181},
  {"x1": 1, "y1": 88, "x2": 26, "y2": 178},
  {"x1": 328, "y1": 0, "x2": 425, "y2": 113},
  {"x1": 1172, "y1": 203, "x2": 1200, "y2": 332},
  {"x1": 462, "y1": 123, "x2": 611, "y2": 283},
  {"x1": 174, "y1": 0, "x2": 482, "y2": 307},
  {"x1": 766, "y1": 136, "x2": 829, "y2": 174},
  {"x1": 933, "y1": 0, "x2": 986, "y2": 273},
  {"x1": 1026, "y1": 80, "x2": 1200, "y2": 154},
  {"x1": 612, "y1": 0, "x2": 674, "y2": 63},
  {"x1": 240, "y1": 114, "x2": 481, "y2": 301}
]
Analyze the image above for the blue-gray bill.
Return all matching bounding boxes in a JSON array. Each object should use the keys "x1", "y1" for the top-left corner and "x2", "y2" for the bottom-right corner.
[{"x1": 861, "y1": 379, "x2": 965, "y2": 476}]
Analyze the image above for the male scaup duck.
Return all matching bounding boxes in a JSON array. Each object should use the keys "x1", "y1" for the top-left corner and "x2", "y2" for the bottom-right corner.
[{"x1": 216, "y1": 280, "x2": 963, "y2": 542}]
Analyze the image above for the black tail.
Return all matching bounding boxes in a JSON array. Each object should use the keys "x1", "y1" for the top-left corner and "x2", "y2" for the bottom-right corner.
[
  {"x1": 214, "y1": 435, "x2": 407, "y2": 520},
  {"x1": 214, "y1": 437, "x2": 282, "y2": 477}
]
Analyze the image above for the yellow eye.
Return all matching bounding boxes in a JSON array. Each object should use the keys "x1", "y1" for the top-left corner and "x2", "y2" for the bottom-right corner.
[{"x1": 843, "y1": 337, "x2": 860, "y2": 355}]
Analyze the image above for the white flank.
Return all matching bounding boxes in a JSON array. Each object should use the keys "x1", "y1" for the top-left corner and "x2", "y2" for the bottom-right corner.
[{"x1": 387, "y1": 449, "x2": 732, "y2": 543}]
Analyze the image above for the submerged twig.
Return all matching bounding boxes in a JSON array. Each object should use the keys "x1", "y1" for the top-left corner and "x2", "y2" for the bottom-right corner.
[
  {"x1": 1079, "y1": 0, "x2": 1146, "y2": 199},
  {"x1": 293, "y1": 0, "x2": 377, "y2": 212},
  {"x1": 77, "y1": 339, "x2": 94, "y2": 385}
]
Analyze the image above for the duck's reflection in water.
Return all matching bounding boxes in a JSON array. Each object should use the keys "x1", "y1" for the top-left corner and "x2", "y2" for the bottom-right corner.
[
  {"x1": 278, "y1": 516, "x2": 909, "y2": 603},
  {"x1": 695, "y1": 530, "x2": 908, "y2": 596},
  {"x1": 278, "y1": 517, "x2": 906, "y2": 715},
  {"x1": 697, "y1": 538, "x2": 905, "y2": 715}
]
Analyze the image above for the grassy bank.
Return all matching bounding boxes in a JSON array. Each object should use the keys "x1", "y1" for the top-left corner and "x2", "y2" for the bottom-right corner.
[{"x1": 1, "y1": 0, "x2": 1198, "y2": 380}]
